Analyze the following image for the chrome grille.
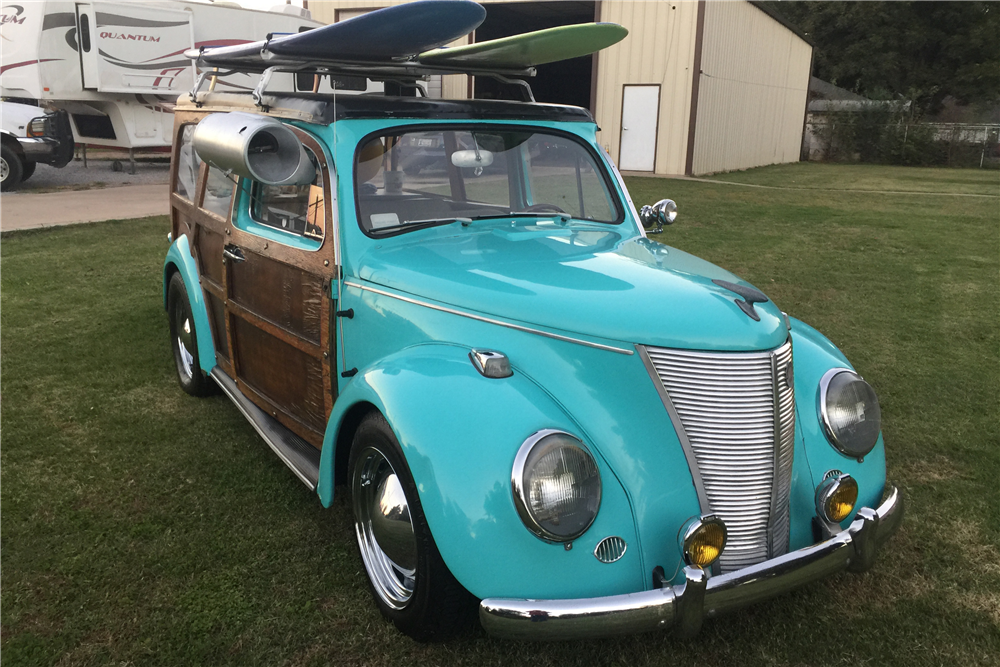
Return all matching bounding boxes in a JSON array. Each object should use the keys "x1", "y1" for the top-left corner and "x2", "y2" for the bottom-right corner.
[
  {"x1": 642, "y1": 340, "x2": 795, "y2": 574},
  {"x1": 769, "y1": 341, "x2": 795, "y2": 556}
]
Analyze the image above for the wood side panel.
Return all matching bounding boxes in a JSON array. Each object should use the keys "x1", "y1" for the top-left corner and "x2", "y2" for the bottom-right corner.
[
  {"x1": 232, "y1": 318, "x2": 327, "y2": 435},
  {"x1": 196, "y1": 226, "x2": 226, "y2": 286},
  {"x1": 227, "y1": 299, "x2": 322, "y2": 357},
  {"x1": 205, "y1": 292, "x2": 230, "y2": 361},
  {"x1": 236, "y1": 379, "x2": 324, "y2": 448},
  {"x1": 228, "y1": 253, "x2": 324, "y2": 345}
]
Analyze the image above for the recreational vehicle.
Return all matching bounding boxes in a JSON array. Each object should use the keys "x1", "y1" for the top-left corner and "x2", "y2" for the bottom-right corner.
[{"x1": 0, "y1": 1, "x2": 329, "y2": 152}]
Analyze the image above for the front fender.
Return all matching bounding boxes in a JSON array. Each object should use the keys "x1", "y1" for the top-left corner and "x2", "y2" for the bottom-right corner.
[
  {"x1": 163, "y1": 235, "x2": 215, "y2": 375},
  {"x1": 789, "y1": 317, "x2": 887, "y2": 526},
  {"x1": 319, "y1": 343, "x2": 644, "y2": 600}
]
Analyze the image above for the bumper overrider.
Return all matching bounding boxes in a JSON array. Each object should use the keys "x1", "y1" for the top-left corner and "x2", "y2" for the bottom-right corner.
[{"x1": 480, "y1": 484, "x2": 903, "y2": 640}]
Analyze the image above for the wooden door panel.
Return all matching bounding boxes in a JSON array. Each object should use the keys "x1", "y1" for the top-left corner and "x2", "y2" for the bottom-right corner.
[
  {"x1": 228, "y1": 253, "x2": 324, "y2": 345},
  {"x1": 231, "y1": 318, "x2": 327, "y2": 435},
  {"x1": 196, "y1": 226, "x2": 226, "y2": 287},
  {"x1": 205, "y1": 292, "x2": 230, "y2": 361}
]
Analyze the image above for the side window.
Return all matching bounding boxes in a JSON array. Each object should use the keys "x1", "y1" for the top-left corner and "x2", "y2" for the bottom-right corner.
[
  {"x1": 174, "y1": 124, "x2": 201, "y2": 201},
  {"x1": 247, "y1": 146, "x2": 325, "y2": 241},
  {"x1": 203, "y1": 165, "x2": 235, "y2": 219}
]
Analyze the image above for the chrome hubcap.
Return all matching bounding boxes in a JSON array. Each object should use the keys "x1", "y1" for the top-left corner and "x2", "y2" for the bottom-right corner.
[
  {"x1": 1, "y1": 157, "x2": 8, "y2": 182},
  {"x1": 173, "y1": 302, "x2": 194, "y2": 380},
  {"x1": 353, "y1": 447, "x2": 417, "y2": 609}
]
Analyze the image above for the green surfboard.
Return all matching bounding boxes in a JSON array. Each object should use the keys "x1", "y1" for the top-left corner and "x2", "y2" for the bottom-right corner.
[{"x1": 417, "y1": 23, "x2": 627, "y2": 70}]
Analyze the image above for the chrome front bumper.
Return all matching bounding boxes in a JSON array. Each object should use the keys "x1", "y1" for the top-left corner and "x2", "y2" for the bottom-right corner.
[{"x1": 480, "y1": 484, "x2": 903, "y2": 640}]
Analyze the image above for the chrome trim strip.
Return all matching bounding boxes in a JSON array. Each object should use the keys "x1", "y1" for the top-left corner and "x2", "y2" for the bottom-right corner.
[
  {"x1": 480, "y1": 484, "x2": 903, "y2": 641},
  {"x1": 636, "y1": 345, "x2": 710, "y2": 517},
  {"x1": 211, "y1": 370, "x2": 315, "y2": 490},
  {"x1": 343, "y1": 280, "x2": 635, "y2": 355},
  {"x1": 768, "y1": 340, "x2": 795, "y2": 558}
]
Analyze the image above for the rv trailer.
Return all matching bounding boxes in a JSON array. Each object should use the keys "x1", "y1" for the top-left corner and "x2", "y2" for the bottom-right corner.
[{"x1": 0, "y1": 1, "x2": 351, "y2": 151}]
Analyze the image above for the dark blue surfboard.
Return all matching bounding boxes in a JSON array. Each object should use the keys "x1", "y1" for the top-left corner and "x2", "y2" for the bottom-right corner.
[{"x1": 197, "y1": 0, "x2": 485, "y2": 66}]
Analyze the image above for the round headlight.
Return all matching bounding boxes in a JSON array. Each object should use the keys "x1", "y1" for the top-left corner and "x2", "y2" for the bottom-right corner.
[
  {"x1": 512, "y1": 430, "x2": 601, "y2": 543},
  {"x1": 819, "y1": 369, "x2": 881, "y2": 458}
]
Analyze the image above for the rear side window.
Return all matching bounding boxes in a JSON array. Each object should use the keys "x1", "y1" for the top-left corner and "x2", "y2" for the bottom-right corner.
[
  {"x1": 173, "y1": 124, "x2": 201, "y2": 201},
  {"x1": 248, "y1": 146, "x2": 325, "y2": 241},
  {"x1": 203, "y1": 166, "x2": 235, "y2": 219}
]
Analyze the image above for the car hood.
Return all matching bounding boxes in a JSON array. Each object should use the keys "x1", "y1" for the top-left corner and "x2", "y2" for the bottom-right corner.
[{"x1": 356, "y1": 223, "x2": 788, "y2": 351}]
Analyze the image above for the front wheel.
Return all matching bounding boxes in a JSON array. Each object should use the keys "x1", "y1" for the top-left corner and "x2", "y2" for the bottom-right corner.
[
  {"x1": 167, "y1": 272, "x2": 214, "y2": 397},
  {"x1": 349, "y1": 412, "x2": 476, "y2": 641},
  {"x1": 1, "y1": 144, "x2": 24, "y2": 191}
]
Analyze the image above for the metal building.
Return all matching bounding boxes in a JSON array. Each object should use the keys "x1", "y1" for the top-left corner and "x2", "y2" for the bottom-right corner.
[{"x1": 308, "y1": 0, "x2": 812, "y2": 176}]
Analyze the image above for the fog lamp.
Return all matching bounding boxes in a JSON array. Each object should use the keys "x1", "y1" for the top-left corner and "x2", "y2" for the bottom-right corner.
[
  {"x1": 680, "y1": 515, "x2": 727, "y2": 568},
  {"x1": 816, "y1": 473, "x2": 858, "y2": 523}
]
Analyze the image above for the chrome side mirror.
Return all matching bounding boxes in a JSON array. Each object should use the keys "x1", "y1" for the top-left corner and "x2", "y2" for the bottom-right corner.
[{"x1": 639, "y1": 199, "x2": 677, "y2": 234}]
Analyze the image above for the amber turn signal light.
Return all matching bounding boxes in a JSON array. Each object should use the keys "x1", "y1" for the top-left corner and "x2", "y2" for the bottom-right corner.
[
  {"x1": 680, "y1": 516, "x2": 727, "y2": 569},
  {"x1": 816, "y1": 473, "x2": 858, "y2": 524}
]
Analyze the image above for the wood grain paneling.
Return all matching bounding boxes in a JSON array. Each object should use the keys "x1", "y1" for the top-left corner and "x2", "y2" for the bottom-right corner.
[
  {"x1": 197, "y1": 226, "x2": 226, "y2": 286},
  {"x1": 206, "y1": 292, "x2": 230, "y2": 360},
  {"x1": 228, "y1": 254, "x2": 324, "y2": 345},
  {"x1": 232, "y1": 318, "x2": 327, "y2": 434},
  {"x1": 170, "y1": 109, "x2": 336, "y2": 450}
]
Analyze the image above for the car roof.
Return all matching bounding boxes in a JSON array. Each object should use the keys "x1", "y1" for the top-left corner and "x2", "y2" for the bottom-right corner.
[{"x1": 176, "y1": 92, "x2": 595, "y2": 125}]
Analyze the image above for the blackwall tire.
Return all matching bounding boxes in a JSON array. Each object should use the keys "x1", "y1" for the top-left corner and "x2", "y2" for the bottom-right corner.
[
  {"x1": 349, "y1": 411, "x2": 477, "y2": 641},
  {"x1": 167, "y1": 272, "x2": 214, "y2": 397},
  {"x1": 21, "y1": 161, "x2": 36, "y2": 181},
  {"x1": 1, "y1": 144, "x2": 24, "y2": 191}
]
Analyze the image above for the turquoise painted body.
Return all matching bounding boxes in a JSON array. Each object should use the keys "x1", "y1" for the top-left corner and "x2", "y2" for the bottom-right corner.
[
  {"x1": 169, "y1": 112, "x2": 891, "y2": 603},
  {"x1": 788, "y1": 317, "x2": 887, "y2": 517},
  {"x1": 163, "y1": 234, "x2": 216, "y2": 375}
]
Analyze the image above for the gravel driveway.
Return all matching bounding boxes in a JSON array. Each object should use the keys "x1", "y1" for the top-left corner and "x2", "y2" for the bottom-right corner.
[{"x1": 2, "y1": 153, "x2": 170, "y2": 195}]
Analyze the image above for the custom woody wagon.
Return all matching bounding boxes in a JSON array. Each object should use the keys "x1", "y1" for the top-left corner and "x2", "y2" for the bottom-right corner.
[{"x1": 163, "y1": 1, "x2": 901, "y2": 642}]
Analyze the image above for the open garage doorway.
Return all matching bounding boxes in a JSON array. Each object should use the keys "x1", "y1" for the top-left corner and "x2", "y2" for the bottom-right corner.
[{"x1": 474, "y1": 2, "x2": 597, "y2": 110}]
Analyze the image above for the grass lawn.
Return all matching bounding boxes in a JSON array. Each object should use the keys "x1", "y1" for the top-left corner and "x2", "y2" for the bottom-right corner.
[
  {"x1": 3, "y1": 163, "x2": 998, "y2": 665},
  {"x1": 700, "y1": 162, "x2": 1000, "y2": 196}
]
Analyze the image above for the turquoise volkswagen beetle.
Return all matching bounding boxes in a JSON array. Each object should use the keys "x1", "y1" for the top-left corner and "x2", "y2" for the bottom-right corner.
[{"x1": 163, "y1": 91, "x2": 901, "y2": 641}]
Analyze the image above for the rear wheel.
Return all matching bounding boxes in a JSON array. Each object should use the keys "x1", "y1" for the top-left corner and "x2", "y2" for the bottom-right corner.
[
  {"x1": 349, "y1": 412, "x2": 476, "y2": 641},
  {"x1": 167, "y1": 272, "x2": 214, "y2": 397},
  {"x1": 1, "y1": 144, "x2": 24, "y2": 191}
]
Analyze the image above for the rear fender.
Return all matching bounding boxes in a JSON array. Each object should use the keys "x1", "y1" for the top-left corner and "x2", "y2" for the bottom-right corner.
[
  {"x1": 163, "y1": 235, "x2": 215, "y2": 375},
  {"x1": 318, "y1": 343, "x2": 643, "y2": 600}
]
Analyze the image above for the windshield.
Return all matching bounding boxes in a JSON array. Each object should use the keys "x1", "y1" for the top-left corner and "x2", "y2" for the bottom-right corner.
[{"x1": 354, "y1": 127, "x2": 622, "y2": 235}]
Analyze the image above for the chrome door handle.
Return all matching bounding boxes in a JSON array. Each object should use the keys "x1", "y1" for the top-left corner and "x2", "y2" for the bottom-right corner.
[{"x1": 223, "y1": 244, "x2": 246, "y2": 263}]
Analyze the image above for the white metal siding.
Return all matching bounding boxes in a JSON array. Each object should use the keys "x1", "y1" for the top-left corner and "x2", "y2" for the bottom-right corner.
[
  {"x1": 595, "y1": 0, "x2": 698, "y2": 176},
  {"x1": 691, "y1": 1, "x2": 811, "y2": 175},
  {"x1": 308, "y1": 0, "x2": 470, "y2": 99}
]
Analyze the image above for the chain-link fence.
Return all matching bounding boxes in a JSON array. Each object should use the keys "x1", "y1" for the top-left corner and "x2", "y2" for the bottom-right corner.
[{"x1": 804, "y1": 108, "x2": 999, "y2": 168}]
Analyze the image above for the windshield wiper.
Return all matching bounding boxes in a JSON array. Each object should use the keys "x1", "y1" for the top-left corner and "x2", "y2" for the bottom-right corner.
[
  {"x1": 468, "y1": 212, "x2": 571, "y2": 222},
  {"x1": 371, "y1": 217, "x2": 471, "y2": 234}
]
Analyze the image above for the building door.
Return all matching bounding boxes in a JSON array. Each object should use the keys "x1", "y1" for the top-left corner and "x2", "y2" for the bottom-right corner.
[{"x1": 619, "y1": 84, "x2": 660, "y2": 172}]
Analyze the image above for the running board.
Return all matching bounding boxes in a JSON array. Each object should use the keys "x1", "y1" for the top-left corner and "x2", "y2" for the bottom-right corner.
[{"x1": 211, "y1": 368, "x2": 321, "y2": 490}]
